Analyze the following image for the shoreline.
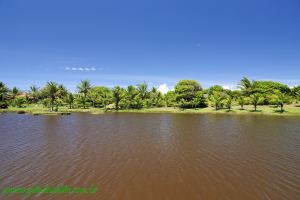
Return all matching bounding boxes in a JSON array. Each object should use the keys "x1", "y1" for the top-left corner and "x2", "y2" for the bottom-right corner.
[{"x1": 1, "y1": 105, "x2": 300, "y2": 116}]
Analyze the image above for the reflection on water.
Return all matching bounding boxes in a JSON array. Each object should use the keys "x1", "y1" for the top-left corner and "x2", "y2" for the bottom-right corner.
[{"x1": 0, "y1": 113, "x2": 299, "y2": 200}]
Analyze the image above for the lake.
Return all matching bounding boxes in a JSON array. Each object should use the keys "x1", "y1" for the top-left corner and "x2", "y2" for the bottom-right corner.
[{"x1": 0, "y1": 112, "x2": 299, "y2": 200}]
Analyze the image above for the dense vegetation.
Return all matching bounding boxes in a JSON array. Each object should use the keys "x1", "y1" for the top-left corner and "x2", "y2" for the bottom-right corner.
[{"x1": 0, "y1": 77, "x2": 299, "y2": 113}]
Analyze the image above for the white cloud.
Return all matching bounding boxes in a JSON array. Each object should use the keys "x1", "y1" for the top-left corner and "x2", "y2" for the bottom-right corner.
[
  {"x1": 222, "y1": 85, "x2": 238, "y2": 90},
  {"x1": 158, "y1": 83, "x2": 170, "y2": 94},
  {"x1": 66, "y1": 67, "x2": 100, "y2": 71}
]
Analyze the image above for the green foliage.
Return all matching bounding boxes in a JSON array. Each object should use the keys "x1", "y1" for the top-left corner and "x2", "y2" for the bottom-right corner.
[
  {"x1": 192, "y1": 91, "x2": 207, "y2": 108},
  {"x1": 76, "y1": 94, "x2": 88, "y2": 109},
  {"x1": 12, "y1": 96, "x2": 26, "y2": 108},
  {"x1": 249, "y1": 93, "x2": 264, "y2": 111},
  {"x1": 238, "y1": 77, "x2": 254, "y2": 96},
  {"x1": 29, "y1": 85, "x2": 40, "y2": 103},
  {"x1": 10, "y1": 86, "x2": 20, "y2": 100},
  {"x1": 165, "y1": 91, "x2": 177, "y2": 107},
  {"x1": 224, "y1": 95, "x2": 232, "y2": 110},
  {"x1": 137, "y1": 82, "x2": 148, "y2": 100},
  {"x1": 0, "y1": 82, "x2": 9, "y2": 108},
  {"x1": 208, "y1": 85, "x2": 223, "y2": 95},
  {"x1": 65, "y1": 93, "x2": 74, "y2": 109},
  {"x1": 1, "y1": 77, "x2": 299, "y2": 113},
  {"x1": 42, "y1": 82, "x2": 59, "y2": 111},
  {"x1": 237, "y1": 96, "x2": 246, "y2": 109},
  {"x1": 209, "y1": 91, "x2": 225, "y2": 110},
  {"x1": 269, "y1": 90, "x2": 292, "y2": 111},
  {"x1": 77, "y1": 80, "x2": 91, "y2": 97},
  {"x1": 175, "y1": 80, "x2": 202, "y2": 108},
  {"x1": 112, "y1": 86, "x2": 125, "y2": 110}
]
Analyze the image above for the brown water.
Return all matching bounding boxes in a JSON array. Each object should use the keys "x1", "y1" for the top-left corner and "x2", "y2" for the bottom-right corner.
[{"x1": 0, "y1": 113, "x2": 299, "y2": 200}]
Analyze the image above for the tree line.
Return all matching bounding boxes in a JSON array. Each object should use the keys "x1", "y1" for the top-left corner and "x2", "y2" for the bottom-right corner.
[{"x1": 0, "y1": 77, "x2": 299, "y2": 112}]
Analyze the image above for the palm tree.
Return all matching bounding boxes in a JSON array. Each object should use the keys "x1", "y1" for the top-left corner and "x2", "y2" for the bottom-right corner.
[
  {"x1": 11, "y1": 86, "x2": 20, "y2": 100},
  {"x1": 0, "y1": 82, "x2": 9, "y2": 108},
  {"x1": 209, "y1": 91, "x2": 224, "y2": 110},
  {"x1": 112, "y1": 86, "x2": 124, "y2": 110},
  {"x1": 238, "y1": 77, "x2": 256, "y2": 96},
  {"x1": 137, "y1": 82, "x2": 148, "y2": 100},
  {"x1": 99, "y1": 87, "x2": 112, "y2": 110},
  {"x1": 77, "y1": 80, "x2": 91, "y2": 109},
  {"x1": 224, "y1": 95, "x2": 232, "y2": 110},
  {"x1": 237, "y1": 96, "x2": 245, "y2": 109},
  {"x1": 250, "y1": 93, "x2": 263, "y2": 111},
  {"x1": 29, "y1": 85, "x2": 39, "y2": 103},
  {"x1": 44, "y1": 82, "x2": 59, "y2": 111},
  {"x1": 77, "y1": 80, "x2": 91, "y2": 98},
  {"x1": 65, "y1": 93, "x2": 74, "y2": 109},
  {"x1": 271, "y1": 90, "x2": 290, "y2": 112}
]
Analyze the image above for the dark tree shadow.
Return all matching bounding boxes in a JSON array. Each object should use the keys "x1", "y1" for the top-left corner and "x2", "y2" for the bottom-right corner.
[
  {"x1": 273, "y1": 110, "x2": 287, "y2": 113},
  {"x1": 250, "y1": 110, "x2": 262, "y2": 113}
]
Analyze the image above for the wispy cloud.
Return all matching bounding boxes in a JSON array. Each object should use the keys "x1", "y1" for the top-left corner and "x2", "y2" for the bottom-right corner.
[{"x1": 65, "y1": 67, "x2": 98, "y2": 71}]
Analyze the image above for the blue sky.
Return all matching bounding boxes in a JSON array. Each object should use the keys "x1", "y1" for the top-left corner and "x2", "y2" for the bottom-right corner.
[{"x1": 0, "y1": 0, "x2": 299, "y2": 92}]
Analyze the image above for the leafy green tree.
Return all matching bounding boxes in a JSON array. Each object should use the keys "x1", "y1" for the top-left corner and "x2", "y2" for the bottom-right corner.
[
  {"x1": 175, "y1": 80, "x2": 202, "y2": 108},
  {"x1": 208, "y1": 85, "x2": 223, "y2": 95},
  {"x1": 88, "y1": 88, "x2": 100, "y2": 108},
  {"x1": 270, "y1": 90, "x2": 291, "y2": 112},
  {"x1": 209, "y1": 91, "x2": 225, "y2": 110},
  {"x1": 249, "y1": 93, "x2": 264, "y2": 111},
  {"x1": 12, "y1": 96, "x2": 26, "y2": 108},
  {"x1": 224, "y1": 95, "x2": 232, "y2": 110},
  {"x1": 76, "y1": 94, "x2": 87, "y2": 109},
  {"x1": 238, "y1": 77, "x2": 255, "y2": 96},
  {"x1": 65, "y1": 93, "x2": 74, "y2": 109},
  {"x1": 98, "y1": 87, "x2": 112, "y2": 109},
  {"x1": 112, "y1": 86, "x2": 125, "y2": 110},
  {"x1": 192, "y1": 91, "x2": 207, "y2": 108},
  {"x1": 43, "y1": 82, "x2": 59, "y2": 111},
  {"x1": 292, "y1": 86, "x2": 300, "y2": 102},
  {"x1": 125, "y1": 85, "x2": 139, "y2": 109},
  {"x1": 10, "y1": 86, "x2": 20, "y2": 100},
  {"x1": 0, "y1": 82, "x2": 9, "y2": 108},
  {"x1": 137, "y1": 82, "x2": 148, "y2": 100},
  {"x1": 29, "y1": 85, "x2": 40, "y2": 104},
  {"x1": 77, "y1": 80, "x2": 91, "y2": 108},
  {"x1": 237, "y1": 96, "x2": 246, "y2": 109},
  {"x1": 165, "y1": 91, "x2": 177, "y2": 107}
]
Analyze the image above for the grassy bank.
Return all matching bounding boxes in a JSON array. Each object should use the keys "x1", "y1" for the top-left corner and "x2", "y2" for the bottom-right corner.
[{"x1": 1, "y1": 104, "x2": 300, "y2": 116}]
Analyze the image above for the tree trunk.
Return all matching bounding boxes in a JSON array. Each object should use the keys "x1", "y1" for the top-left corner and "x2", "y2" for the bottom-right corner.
[
  {"x1": 280, "y1": 104, "x2": 283, "y2": 112},
  {"x1": 241, "y1": 104, "x2": 243, "y2": 109},
  {"x1": 254, "y1": 104, "x2": 257, "y2": 111}
]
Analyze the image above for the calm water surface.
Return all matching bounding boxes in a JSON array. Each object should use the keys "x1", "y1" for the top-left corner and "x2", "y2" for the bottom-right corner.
[{"x1": 0, "y1": 112, "x2": 299, "y2": 200}]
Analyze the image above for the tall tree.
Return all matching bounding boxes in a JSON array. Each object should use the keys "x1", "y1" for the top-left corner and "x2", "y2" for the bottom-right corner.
[
  {"x1": 0, "y1": 82, "x2": 9, "y2": 108},
  {"x1": 77, "y1": 80, "x2": 91, "y2": 109},
  {"x1": 29, "y1": 85, "x2": 39, "y2": 103},
  {"x1": 270, "y1": 90, "x2": 291, "y2": 112},
  {"x1": 249, "y1": 93, "x2": 264, "y2": 111},
  {"x1": 175, "y1": 80, "x2": 202, "y2": 108},
  {"x1": 137, "y1": 82, "x2": 148, "y2": 100},
  {"x1": 43, "y1": 82, "x2": 59, "y2": 111},
  {"x1": 238, "y1": 77, "x2": 255, "y2": 96},
  {"x1": 77, "y1": 80, "x2": 91, "y2": 98},
  {"x1": 112, "y1": 86, "x2": 124, "y2": 110},
  {"x1": 10, "y1": 86, "x2": 20, "y2": 100},
  {"x1": 65, "y1": 93, "x2": 74, "y2": 109},
  {"x1": 209, "y1": 91, "x2": 225, "y2": 110}
]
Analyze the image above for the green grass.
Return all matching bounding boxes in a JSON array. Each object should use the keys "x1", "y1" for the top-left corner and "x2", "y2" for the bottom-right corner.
[{"x1": 2, "y1": 104, "x2": 300, "y2": 116}]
